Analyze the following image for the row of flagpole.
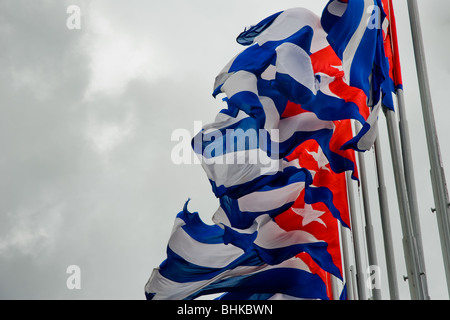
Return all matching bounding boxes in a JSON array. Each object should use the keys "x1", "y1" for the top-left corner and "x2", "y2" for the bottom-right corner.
[
  {"x1": 339, "y1": 0, "x2": 450, "y2": 300},
  {"x1": 407, "y1": 0, "x2": 450, "y2": 297}
]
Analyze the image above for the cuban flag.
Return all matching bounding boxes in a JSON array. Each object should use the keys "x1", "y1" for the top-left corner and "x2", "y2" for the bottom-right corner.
[
  {"x1": 145, "y1": 137, "x2": 353, "y2": 300},
  {"x1": 277, "y1": 136, "x2": 353, "y2": 292},
  {"x1": 320, "y1": 0, "x2": 400, "y2": 151},
  {"x1": 381, "y1": 0, "x2": 403, "y2": 90},
  {"x1": 145, "y1": 200, "x2": 336, "y2": 300},
  {"x1": 146, "y1": 0, "x2": 397, "y2": 300}
]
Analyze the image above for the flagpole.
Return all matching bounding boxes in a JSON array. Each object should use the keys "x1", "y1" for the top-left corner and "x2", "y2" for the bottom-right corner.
[
  {"x1": 395, "y1": 88, "x2": 430, "y2": 299},
  {"x1": 340, "y1": 223, "x2": 355, "y2": 300},
  {"x1": 385, "y1": 108, "x2": 424, "y2": 299},
  {"x1": 350, "y1": 265, "x2": 358, "y2": 300},
  {"x1": 385, "y1": 0, "x2": 430, "y2": 300},
  {"x1": 373, "y1": 136, "x2": 400, "y2": 300},
  {"x1": 355, "y1": 123, "x2": 382, "y2": 300},
  {"x1": 407, "y1": 0, "x2": 450, "y2": 297},
  {"x1": 331, "y1": 274, "x2": 340, "y2": 300},
  {"x1": 346, "y1": 170, "x2": 367, "y2": 300}
]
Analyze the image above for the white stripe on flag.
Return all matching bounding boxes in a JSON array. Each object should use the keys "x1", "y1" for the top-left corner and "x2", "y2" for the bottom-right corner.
[
  {"x1": 255, "y1": 219, "x2": 320, "y2": 249},
  {"x1": 221, "y1": 70, "x2": 258, "y2": 99},
  {"x1": 146, "y1": 256, "x2": 313, "y2": 300},
  {"x1": 169, "y1": 219, "x2": 245, "y2": 269},
  {"x1": 238, "y1": 181, "x2": 305, "y2": 213},
  {"x1": 342, "y1": 0, "x2": 375, "y2": 84},
  {"x1": 278, "y1": 113, "x2": 335, "y2": 142},
  {"x1": 327, "y1": 0, "x2": 348, "y2": 17},
  {"x1": 255, "y1": 8, "x2": 320, "y2": 46},
  {"x1": 275, "y1": 42, "x2": 317, "y2": 94},
  {"x1": 200, "y1": 150, "x2": 281, "y2": 188}
]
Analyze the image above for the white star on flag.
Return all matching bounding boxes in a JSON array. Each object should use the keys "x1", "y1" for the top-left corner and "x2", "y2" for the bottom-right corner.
[{"x1": 292, "y1": 204, "x2": 327, "y2": 228}]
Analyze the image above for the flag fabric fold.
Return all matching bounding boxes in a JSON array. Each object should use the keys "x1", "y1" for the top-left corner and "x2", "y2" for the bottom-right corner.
[
  {"x1": 145, "y1": 201, "x2": 332, "y2": 300},
  {"x1": 146, "y1": 0, "x2": 399, "y2": 300}
]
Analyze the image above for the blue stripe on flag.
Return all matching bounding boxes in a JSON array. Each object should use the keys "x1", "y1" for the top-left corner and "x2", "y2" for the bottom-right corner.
[
  {"x1": 189, "y1": 268, "x2": 329, "y2": 301},
  {"x1": 322, "y1": 0, "x2": 365, "y2": 61},
  {"x1": 236, "y1": 11, "x2": 283, "y2": 46}
]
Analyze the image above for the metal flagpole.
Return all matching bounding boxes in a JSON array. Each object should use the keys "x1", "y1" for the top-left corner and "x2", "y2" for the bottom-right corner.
[
  {"x1": 355, "y1": 124, "x2": 382, "y2": 300},
  {"x1": 331, "y1": 274, "x2": 340, "y2": 300},
  {"x1": 407, "y1": 0, "x2": 450, "y2": 297},
  {"x1": 373, "y1": 136, "x2": 400, "y2": 300},
  {"x1": 350, "y1": 265, "x2": 358, "y2": 300},
  {"x1": 340, "y1": 223, "x2": 355, "y2": 300},
  {"x1": 385, "y1": 108, "x2": 424, "y2": 300},
  {"x1": 346, "y1": 170, "x2": 367, "y2": 300},
  {"x1": 386, "y1": 0, "x2": 430, "y2": 300},
  {"x1": 395, "y1": 89, "x2": 430, "y2": 299}
]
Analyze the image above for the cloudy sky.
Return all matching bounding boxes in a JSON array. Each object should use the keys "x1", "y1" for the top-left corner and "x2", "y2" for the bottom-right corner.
[{"x1": 1, "y1": 0, "x2": 449, "y2": 300}]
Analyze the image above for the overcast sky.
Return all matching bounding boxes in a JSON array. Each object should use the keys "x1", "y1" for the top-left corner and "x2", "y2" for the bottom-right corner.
[{"x1": 1, "y1": 0, "x2": 449, "y2": 300}]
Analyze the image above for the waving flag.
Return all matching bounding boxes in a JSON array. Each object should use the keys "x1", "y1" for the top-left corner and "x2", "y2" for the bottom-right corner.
[
  {"x1": 216, "y1": 252, "x2": 332, "y2": 300},
  {"x1": 321, "y1": 0, "x2": 398, "y2": 151},
  {"x1": 145, "y1": 200, "x2": 333, "y2": 300},
  {"x1": 278, "y1": 136, "x2": 352, "y2": 278},
  {"x1": 381, "y1": 0, "x2": 403, "y2": 90},
  {"x1": 146, "y1": 0, "x2": 397, "y2": 300},
  {"x1": 212, "y1": 132, "x2": 354, "y2": 301}
]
